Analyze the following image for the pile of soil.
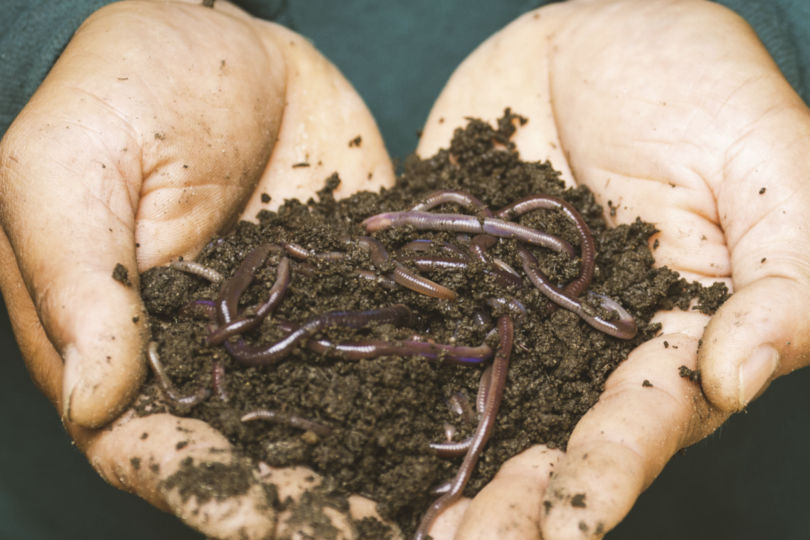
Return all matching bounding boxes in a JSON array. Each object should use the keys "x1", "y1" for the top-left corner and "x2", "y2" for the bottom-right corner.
[{"x1": 138, "y1": 111, "x2": 728, "y2": 538}]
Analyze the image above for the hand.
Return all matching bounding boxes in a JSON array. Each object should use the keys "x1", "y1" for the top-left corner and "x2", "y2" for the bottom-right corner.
[
  {"x1": 0, "y1": 1, "x2": 395, "y2": 538},
  {"x1": 415, "y1": 0, "x2": 810, "y2": 538}
]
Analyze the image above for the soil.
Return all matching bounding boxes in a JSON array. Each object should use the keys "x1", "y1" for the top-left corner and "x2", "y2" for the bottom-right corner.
[{"x1": 137, "y1": 111, "x2": 728, "y2": 538}]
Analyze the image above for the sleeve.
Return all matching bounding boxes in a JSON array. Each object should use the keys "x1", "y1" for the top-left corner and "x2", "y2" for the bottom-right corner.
[{"x1": 0, "y1": 0, "x2": 116, "y2": 138}]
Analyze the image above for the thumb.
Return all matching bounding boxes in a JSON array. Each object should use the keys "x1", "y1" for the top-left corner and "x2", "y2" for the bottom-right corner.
[
  {"x1": 0, "y1": 1, "x2": 287, "y2": 427},
  {"x1": 699, "y1": 85, "x2": 810, "y2": 412}
]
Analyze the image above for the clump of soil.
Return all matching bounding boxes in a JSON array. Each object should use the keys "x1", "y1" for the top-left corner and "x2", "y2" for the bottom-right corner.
[{"x1": 138, "y1": 111, "x2": 728, "y2": 537}]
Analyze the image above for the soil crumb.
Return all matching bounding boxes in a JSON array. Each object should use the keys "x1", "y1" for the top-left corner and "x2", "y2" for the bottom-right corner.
[
  {"x1": 138, "y1": 111, "x2": 728, "y2": 536},
  {"x1": 113, "y1": 263, "x2": 131, "y2": 287}
]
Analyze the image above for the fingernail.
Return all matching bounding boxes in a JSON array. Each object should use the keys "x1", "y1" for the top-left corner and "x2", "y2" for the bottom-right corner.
[
  {"x1": 739, "y1": 344, "x2": 780, "y2": 407},
  {"x1": 62, "y1": 345, "x2": 81, "y2": 421}
]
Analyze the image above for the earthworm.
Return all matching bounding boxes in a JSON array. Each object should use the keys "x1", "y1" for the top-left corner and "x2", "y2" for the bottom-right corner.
[
  {"x1": 212, "y1": 360, "x2": 229, "y2": 402},
  {"x1": 170, "y1": 260, "x2": 224, "y2": 282},
  {"x1": 395, "y1": 254, "x2": 469, "y2": 272},
  {"x1": 214, "y1": 244, "x2": 277, "y2": 325},
  {"x1": 476, "y1": 366, "x2": 492, "y2": 416},
  {"x1": 345, "y1": 236, "x2": 457, "y2": 301},
  {"x1": 517, "y1": 246, "x2": 637, "y2": 339},
  {"x1": 178, "y1": 299, "x2": 217, "y2": 321},
  {"x1": 362, "y1": 211, "x2": 574, "y2": 255},
  {"x1": 496, "y1": 194, "x2": 595, "y2": 300},
  {"x1": 241, "y1": 410, "x2": 332, "y2": 439},
  {"x1": 472, "y1": 310, "x2": 490, "y2": 327},
  {"x1": 443, "y1": 423, "x2": 457, "y2": 442},
  {"x1": 397, "y1": 253, "x2": 520, "y2": 290},
  {"x1": 430, "y1": 366, "x2": 492, "y2": 458},
  {"x1": 350, "y1": 269, "x2": 400, "y2": 290},
  {"x1": 410, "y1": 190, "x2": 493, "y2": 218},
  {"x1": 487, "y1": 297, "x2": 527, "y2": 323},
  {"x1": 208, "y1": 258, "x2": 291, "y2": 345},
  {"x1": 280, "y1": 241, "x2": 347, "y2": 261},
  {"x1": 306, "y1": 336, "x2": 494, "y2": 365},
  {"x1": 147, "y1": 342, "x2": 210, "y2": 407},
  {"x1": 493, "y1": 258, "x2": 520, "y2": 278},
  {"x1": 415, "y1": 315, "x2": 514, "y2": 540},
  {"x1": 225, "y1": 305, "x2": 416, "y2": 366},
  {"x1": 448, "y1": 392, "x2": 474, "y2": 424},
  {"x1": 469, "y1": 234, "x2": 496, "y2": 262}
]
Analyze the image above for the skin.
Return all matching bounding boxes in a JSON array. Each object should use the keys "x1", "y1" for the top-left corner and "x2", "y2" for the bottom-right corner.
[{"x1": 1, "y1": 0, "x2": 809, "y2": 539}]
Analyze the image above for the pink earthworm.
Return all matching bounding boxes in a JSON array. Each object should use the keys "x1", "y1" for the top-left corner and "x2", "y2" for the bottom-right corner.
[
  {"x1": 415, "y1": 315, "x2": 514, "y2": 540},
  {"x1": 241, "y1": 410, "x2": 332, "y2": 438},
  {"x1": 362, "y1": 211, "x2": 574, "y2": 256},
  {"x1": 170, "y1": 260, "x2": 224, "y2": 282},
  {"x1": 344, "y1": 236, "x2": 458, "y2": 301},
  {"x1": 496, "y1": 194, "x2": 595, "y2": 302},
  {"x1": 225, "y1": 305, "x2": 416, "y2": 366},
  {"x1": 147, "y1": 342, "x2": 210, "y2": 407},
  {"x1": 410, "y1": 190, "x2": 493, "y2": 218},
  {"x1": 517, "y1": 246, "x2": 637, "y2": 339},
  {"x1": 208, "y1": 257, "x2": 291, "y2": 345}
]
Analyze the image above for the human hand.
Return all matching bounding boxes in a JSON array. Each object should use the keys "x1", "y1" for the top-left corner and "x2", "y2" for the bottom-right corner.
[
  {"x1": 414, "y1": 0, "x2": 810, "y2": 538},
  {"x1": 0, "y1": 1, "x2": 395, "y2": 538}
]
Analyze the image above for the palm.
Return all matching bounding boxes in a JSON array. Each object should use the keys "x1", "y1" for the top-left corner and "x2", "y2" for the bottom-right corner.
[
  {"x1": 0, "y1": 1, "x2": 394, "y2": 538},
  {"x1": 417, "y1": 1, "x2": 810, "y2": 538}
]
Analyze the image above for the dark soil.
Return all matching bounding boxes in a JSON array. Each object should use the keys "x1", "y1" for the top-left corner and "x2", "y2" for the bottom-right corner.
[{"x1": 138, "y1": 111, "x2": 728, "y2": 538}]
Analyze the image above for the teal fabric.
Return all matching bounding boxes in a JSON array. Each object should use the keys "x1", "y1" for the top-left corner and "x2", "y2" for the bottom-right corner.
[{"x1": 1, "y1": 2, "x2": 810, "y2": 539}]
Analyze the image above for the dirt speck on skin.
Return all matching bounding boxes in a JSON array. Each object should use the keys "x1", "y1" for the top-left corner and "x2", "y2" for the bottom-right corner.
[
  {"x1": 679, "y1": 365, "x2": 701, "y2": 383},
  {"x1": 161, "y1": 457, "x2": 256, "y2": 506},
  {"x1": 571, "y1": 493, "x2": 586, "y2": 508},
  {"x1": 112, "y1": 263, "x2": 131, "y2": 287},
  {"x1": 138, "y1": 111, "x2": 729, "y2": 537}
]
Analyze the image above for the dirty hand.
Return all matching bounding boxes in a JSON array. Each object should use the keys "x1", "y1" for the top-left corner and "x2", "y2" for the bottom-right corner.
[
  {"x1": 0, "y1": 1, "x2": 394, "y2": 538},
  {"x1": 416, "y1": 0, "x2": 810, "y2": 538}
]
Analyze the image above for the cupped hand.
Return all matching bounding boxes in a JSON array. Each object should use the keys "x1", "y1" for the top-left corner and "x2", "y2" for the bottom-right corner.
[
  {"x1": 416, "y1": 0, "x2": 810, "y2": 538},
  {"x1": 0, "y1": 1, "x2": 395, "y2": 538}
]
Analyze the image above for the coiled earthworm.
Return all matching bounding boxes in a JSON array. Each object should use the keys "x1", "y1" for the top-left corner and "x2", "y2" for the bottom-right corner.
[
  {"x1": 410, "y1": 190, "x2": 493, "y2": 218},
  {"x1": 147, "y1": 342, "x2": 210, "y2": 407},
  {"x1": 208, "y1": 258, "x2": 291, "y2": 345},
  {"x1": 225, "y1": 305, "x2": 416, "y2": 366},
  {"x1": 517, "y1": 246, "x2": 637, "y2": 339},
  {"x1": 496, "y1": 194, "x2": 595, "y2": 301},
  {"x1": 345, "y1": 236, "x2": 457, "y2": 301},
  {"x1": 214, "y1": 244, "x2": 278, "y2": 325},
  {"x1": 415, "y1": 315, "x2": 514, "y2": 540},
  {"x1": 362, "y1": 211, "x2": 574, "y2": 256},
  {"x1": 170, "y1": 260, "x2": 224, "y2": 282},
  {"x1": 241, "y1": 409, "x2": 332, "y2": 439}
]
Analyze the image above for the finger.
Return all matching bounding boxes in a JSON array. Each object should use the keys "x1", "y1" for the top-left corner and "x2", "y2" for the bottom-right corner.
[
  {"x1": 454, "y1": 445, "x2": 563, "y2": 540},
  {"x1": 696, "y1": 70, "x2": 810, "y2": 410},
  {"x1": 0, "y1": 2, "x2": 288, "y2": 426},
  {"x1": 240, "y1": 22, "x2": 396, "y2": 220},
  {"x1": 540, "y1": 329, "x2": 730, "y2": 540}
]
